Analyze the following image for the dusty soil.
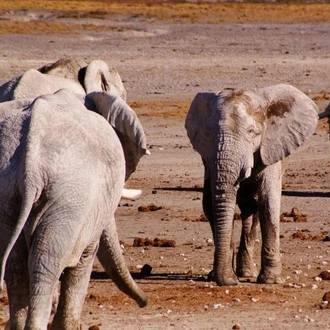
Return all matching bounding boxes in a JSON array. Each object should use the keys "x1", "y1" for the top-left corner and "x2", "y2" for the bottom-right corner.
[{"x1": 1, "y1": 2, "x2": 330, "y2": 329}]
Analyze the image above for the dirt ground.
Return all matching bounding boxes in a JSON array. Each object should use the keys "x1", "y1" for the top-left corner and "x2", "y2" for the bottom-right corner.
[{"x1": 1, "y1": 1, "x2": 330, "y2": 329}]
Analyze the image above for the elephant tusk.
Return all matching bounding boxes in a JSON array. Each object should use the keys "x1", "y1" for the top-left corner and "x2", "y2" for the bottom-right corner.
[{"x1": 121, "y1": 188, "x2": 142, "y2": 200}]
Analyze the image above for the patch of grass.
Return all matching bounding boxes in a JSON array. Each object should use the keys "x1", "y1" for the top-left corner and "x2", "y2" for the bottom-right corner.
[
  {"x1": 129, "y1": 101, "x2": 189, "y2": 119},
  {"x1": 0, "y1": 1, "x2": 329, "y2": 25}
]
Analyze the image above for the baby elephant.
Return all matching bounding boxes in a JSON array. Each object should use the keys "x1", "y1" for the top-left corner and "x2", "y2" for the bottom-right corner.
[{"x1": 0, "y1": 89, "x2": 147, "y2": 330}]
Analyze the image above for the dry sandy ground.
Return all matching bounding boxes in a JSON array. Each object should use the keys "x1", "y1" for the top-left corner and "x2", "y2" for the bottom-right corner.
[{"x1": 1, "y1": 2, "x2": 330, "y2": 329}]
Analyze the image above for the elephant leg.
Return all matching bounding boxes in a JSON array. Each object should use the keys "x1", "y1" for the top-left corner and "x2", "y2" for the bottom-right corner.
[
  {"x1": 236, "y1": 214, "x2": 259, "y2": 278},
  {"x1": 4, "y1": 234, "x2": 29, "y2": 330},
  {"x1": 203, "y1": 178, "x2": 214, "y2": 237},
  {"x1": 203, "y1": 178, "x2": 216, "y2": 281},
  {"x1": 52, "y1": 242, "x2": 98, "y2": 330},
  {"x1": 236, "y1": 186, "x2": 259, "y2": 278},
  {"x1": 25, "y1": 217, "x2": 82, "y2": 329},
  {"x1": 257, "y1": 165, "x2": 284, "y2": 284}
]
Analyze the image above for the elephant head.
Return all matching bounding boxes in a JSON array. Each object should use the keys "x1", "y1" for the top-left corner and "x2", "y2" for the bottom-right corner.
[
  {"x1": 83, "y1": 59, "x2": 127, "y2": 100},
  {"x1": 185, "y1": 84, "x2": 318, "y2": 286}
]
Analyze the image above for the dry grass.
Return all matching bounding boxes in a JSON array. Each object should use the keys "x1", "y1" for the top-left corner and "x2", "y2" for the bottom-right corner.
[
  {"x1": 0, "y1": 1, "x2": 330, "y2": 35},
  {"x1": 129, "y1": 101, "x2": 189, "y2": 119}
]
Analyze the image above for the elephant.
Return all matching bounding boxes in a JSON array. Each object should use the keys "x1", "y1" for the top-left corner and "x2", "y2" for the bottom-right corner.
[
  {"x1": 0, "y1": 89, "x2": 147, "y2": 330},
  {"x1": 185, "y1": 84, "x2": 319, "y2": 286},
  {"x1": 0, "y1": 58, "x2": 146, "y2": 196}
]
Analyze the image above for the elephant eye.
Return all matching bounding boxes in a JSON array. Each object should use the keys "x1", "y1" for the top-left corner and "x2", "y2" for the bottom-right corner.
[{"x1": 247, "y1": 125, "x2": 261, "y2": 136}]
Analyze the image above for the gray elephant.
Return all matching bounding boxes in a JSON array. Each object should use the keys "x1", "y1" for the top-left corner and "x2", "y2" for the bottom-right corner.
[
  {"x1": 0, "y1": 89, "x2": 147, "y2": 330},
  {"x1": 0, "y1": 58, "x2": 147, "y2": 187},
  {"x1": 185, "y1": 84, "x2": 319, "y2": 286}
]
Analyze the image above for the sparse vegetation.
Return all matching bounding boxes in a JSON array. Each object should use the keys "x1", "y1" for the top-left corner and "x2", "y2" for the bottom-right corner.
[{"x1": 0, "y1": 1, "x2": 329, "y2": 35}]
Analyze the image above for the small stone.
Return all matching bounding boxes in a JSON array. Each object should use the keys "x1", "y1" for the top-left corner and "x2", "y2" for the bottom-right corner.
[
  {"x1": 319, "y1": 270, "x2": 330, "y2": 280},
  {"x1": 88, "y1": 326, "x2": 100, "y2": 330},
  {"x1": 140, "y1": 264, "x2": 152, "y2": 276},
  {"x1": 213, "y1": 303, "x2": 224, "y2": 309},
  {"x1": 322, "y1": 291, "x2": 330, "y2": 302}
]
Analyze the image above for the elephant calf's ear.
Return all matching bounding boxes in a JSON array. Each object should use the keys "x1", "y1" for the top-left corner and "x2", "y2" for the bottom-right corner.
[{"x1": 259, "y1": 84, "x2": 319, "y2": 166}]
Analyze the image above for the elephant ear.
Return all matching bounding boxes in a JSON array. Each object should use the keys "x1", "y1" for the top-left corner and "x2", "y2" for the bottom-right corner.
[
  {"x1": 185, "y1": 91, "x2": 221, "y2": 161},
  {"x1": 86, "y1": 91, "x2": 148, "y2": 181},
  {"x1": 259, "y1": 84, "x2": 319, "y2": 166},
  {"x1": 84, "y1": 60, "x2": 127, "y2": 101},
  {"x1": 0, "y1": 75, "x2": 21, "y2": 102}
]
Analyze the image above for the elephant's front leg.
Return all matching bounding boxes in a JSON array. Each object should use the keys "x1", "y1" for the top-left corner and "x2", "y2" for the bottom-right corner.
[
  {"x1": 257, "y1": 164, "x2": 284, "y2": 284},
  {"x1": 52, "y1": 241, "x2": 98, "y2": 330}
]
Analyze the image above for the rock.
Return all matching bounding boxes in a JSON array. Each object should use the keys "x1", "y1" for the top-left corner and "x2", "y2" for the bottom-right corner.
[
  {"x1": 133, "y1": 237, "x2": 176, "y2": 247},
  {"x1": 141, "y1": 264, "x2": 152, "y2": 276},
  {"x1": 88, "y1": 326, "x2": 100, "y2": 330},
  {"x1": 322, "y1": 291, "x2": 330, "y2": 302},
  {"x1": 290, "y1": 230, "x2": 308, "y2": 240},
  {"x1": 319, "y1": 270, "x2": 330, "y2": 280},
  {"x1": 138, "y1": 203, "x2": 163, "y2": 212},
  {"x1": 281, "y1": 207, "x2": 307, "y2": 222}
]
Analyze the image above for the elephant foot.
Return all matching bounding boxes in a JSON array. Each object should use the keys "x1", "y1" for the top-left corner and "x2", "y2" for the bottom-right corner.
[
  {"x1": 257, "y1": 269, "x2": 284, "y2": 284},
  {"x1": 236, "y1": 267, "x2": 258, "y2": 279},
  {"x1": 236, "y1": 249, "x2": 257, "y2": 278},
  {"x1": 208, "y1": 269, "x2": 239, "y2": 286},
  {"x1": 236, "y1": 260, "x2": 258, "y2": 278}
]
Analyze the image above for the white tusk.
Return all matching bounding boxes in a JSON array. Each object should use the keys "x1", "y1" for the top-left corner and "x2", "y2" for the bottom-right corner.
[
  {"x1": 121, "y1": 188, "x2": 142, "y2": 200},
  {"x1": 245, "y1": 168, "x2": 252, "y2": 179}
]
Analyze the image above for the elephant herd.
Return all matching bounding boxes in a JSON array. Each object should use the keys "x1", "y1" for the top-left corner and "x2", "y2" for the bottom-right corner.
[{"x1": 0, "y1": 57, "x2": 326, "y2": 329}]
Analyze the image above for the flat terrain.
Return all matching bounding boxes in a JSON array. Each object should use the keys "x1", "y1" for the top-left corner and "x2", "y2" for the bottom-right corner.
[{"x1": 1, "y1": 1, "x2": 330, "y2": 329}]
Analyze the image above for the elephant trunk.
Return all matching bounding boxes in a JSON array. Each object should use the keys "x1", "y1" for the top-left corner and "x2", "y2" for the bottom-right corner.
[
  {"x1": 212, "y1": 185, "x2": 238, "y2": 286},
  {"x1": 97, "y1": 225, "x2": 147, "y2": 308},
  {"x1": 210, "y1": 146, "x2": 247, "y2": 286}
]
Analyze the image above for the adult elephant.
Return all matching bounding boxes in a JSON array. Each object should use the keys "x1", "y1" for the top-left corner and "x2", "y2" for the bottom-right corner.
[
  {"x1": 0, "y1": 58, "x2": 146, "y2": 192},
  {"x1": 0, "y1": 89, "x2": 147, "y2": 330},
  {"x1": 185, "y1": 84, "x2": 319, "y2": 286}
]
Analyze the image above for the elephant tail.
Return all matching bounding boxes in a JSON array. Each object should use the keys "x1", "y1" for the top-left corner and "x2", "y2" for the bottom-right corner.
[{"x1": 0, "y1": 187, "x2": 36, "y2": 291}]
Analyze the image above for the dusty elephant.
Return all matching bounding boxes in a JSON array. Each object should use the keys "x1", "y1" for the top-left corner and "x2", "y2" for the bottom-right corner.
[
  {"x1": 185, "y1": 84, "x2": 319, "y2": 286},
  {"x1": 0, "y1": 89, "x2": 147, "y2": 330},
  {"x1": 0, "y1": 58, "x2": 147, "y2": 195}
]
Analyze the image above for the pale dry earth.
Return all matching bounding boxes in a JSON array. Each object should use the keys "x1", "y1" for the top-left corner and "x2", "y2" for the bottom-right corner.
[{"x1": 1, "y1": 3, "x2": 330, "y2": 330}]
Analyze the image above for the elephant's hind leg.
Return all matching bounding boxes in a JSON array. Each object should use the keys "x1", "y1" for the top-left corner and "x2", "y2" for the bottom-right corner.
[
  {"x1": 52, "y1": 241, "x2": 98, "y2": 330},
  {"x1": 236, "y1": 213, "x2": 259, "y2": 278},
  {"x1": 5, "y1": 234, "x2": 29, "y2": 330},
  {"x1": 236, "y1": 183, "x2": 259, "y2": 278}
]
